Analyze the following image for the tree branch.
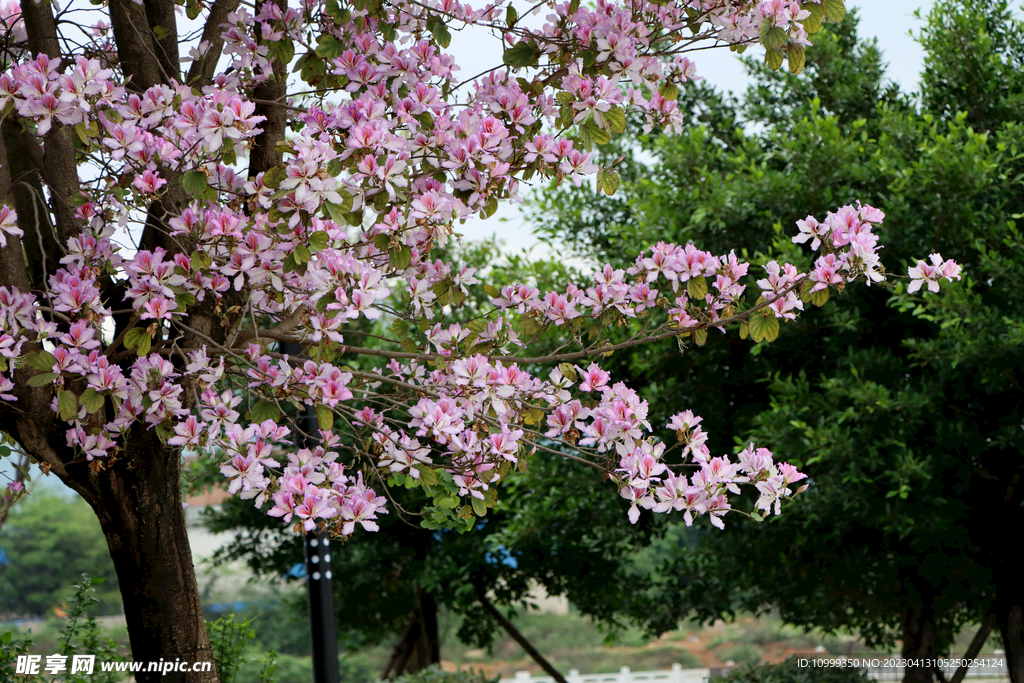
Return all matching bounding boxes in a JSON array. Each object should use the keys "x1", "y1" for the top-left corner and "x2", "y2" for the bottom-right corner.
[
  {"x1": 186, "y1": 0, "x2": 243, "y2": 89},
  {"x1": 18, "y1": 0, "x2": 83, "y2": 245},
  {"x1": 950, "y1": 612, "x2": 997, "y2": 683},
  {"x1": 476, "y1": 586, "x2": 569, "y2": 683},
  {"x1": 109, "y1": 0, "x2": 165, "y2": 92}
]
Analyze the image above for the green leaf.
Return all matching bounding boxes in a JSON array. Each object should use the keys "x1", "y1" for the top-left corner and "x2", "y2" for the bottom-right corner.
[
  {"x1": 27, "y1": 372, "x2": 58, "y2": 387},
  {"x1": 506, "y1": 4, "x2": 518, "y2": 27},
  {"x1": 316, "y1": 292, "x2": 336, "y2": 313},
  {"x1": 765, "y1": 48, "x2": 785, "y2": 71},
  {"x1": 124, "y1": 327, "x2": 149, "y2": 350},
  {"x1": 293, "y1": 244, "x2": 312, "y2": 265},
  {"x1": 555, "y1": 91, "x2": 575, "y2": 106},
  {"x1": 323, "y1": 198, "x2": 349, "y2": 225},
  {"x1": 787, "y1": 43, "x2": 806, "y2": 74},
  {"x1": 583, "y1": 118, "x2": 611, "y2": 146},
  {"x1": 389, "y1": 244, "x2": 412, "y2": 271},
  {"x1": 430, "y1": 19, "x2": 452, "y2": 48},
  {"x1": 271, "y1": 38, "x2": 295, "y2": 65},
  {"x1": 316, "y1": 405, "x2": 334, "y2": 431},
  {"x1": 484, "y1": 284, "x2": 501, "y2": 299},
  {"x1": 391, "y1": 318, "x2": 410, "y2": 338},
  {"x1": 471, "y1": 497, "x2": 487, "y2": 517},
  {"x1": 80, "y1": 388, "x2": 105, "y2": 414},
  {"x1": 374, "y1": 233, "x2": 392, "y2": 251},
  {"x1": 802, "y1": 1, "x2": 824, "y2": 32},
  {"x1": 658, "y1": 82, "x2": 680, "y2": 100},
  {"x1": 400, "y1": 337, "x2": 419, "y2": 354},
  {"x1": 687, "y1": 276, "x2": 708, "y2": 300},
  {"x1": 57, "y1": 390, "x2": 78, "y2": 421},
  {"x1": 315, "y1": 35, "x2": 347, "y2": 59},
  {"x1": 600, "y1": 168, "x2": 620, "y2": 196},
  {"x1": 416, "y1": 464, "x2": 439, "y2": 486},
  {"x1": 811, "y1": 287, "x2": 829, "y2": 307},
  {"x1": 749, "y1": 313, "x2": 780, "y2": 343},
  {"x1": 823, "y1": 0, "x2": 845, "y2": 23},
  {"x1": 503, "y1": 41, "x2": 540, "y2": 68},
  {"x1": 182, "y1": 170, "x2": 208, "y2": 197},
  {"x1": 249, "y1": 400, "x2": 281, "y2": 423},
  {"x1": 739, "y1": 320, "x2": 749, "y2": 340},
  {"x1": 24, "y1": 350, "x2": 57, "y2": 372},
  {"x1": 764, "y1": 26, "x2": 788, "y2": 50},
  {"x1": 604, "y1": 106, "x2": 626, "y2": 135},
  {"x1": 480, "y1": 195, "x2": 498, "y2": 219},
  {"x1": 191, "y1": 250, "x2": 212, "y2": 271},
  {"x1": 693, "y1": 328, "x2": 708, "y2": 346},
  {"x1": 521, "y1": 317, "x2": 542, "y2": 338},
  {"x1": 558, "y1": 362, "x2": 578, "y2": 382},
  {"x1": 308, "y1": 231, "x2": 330, "y2": 253},
  {"x1": 262, "y1": 166, "x2": 287, "y2": 189},
  {"x1": 431, "y1": 281, "x2": 452, "y2": 306}
]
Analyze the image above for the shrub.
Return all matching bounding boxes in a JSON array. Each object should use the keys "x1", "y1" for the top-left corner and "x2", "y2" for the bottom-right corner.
[
  {"x1": 389, "y1": 664, "x2": 500, "y2": 683},
  {"x1": 721, "y1": 645, "x2": 762, "y2": 665}
]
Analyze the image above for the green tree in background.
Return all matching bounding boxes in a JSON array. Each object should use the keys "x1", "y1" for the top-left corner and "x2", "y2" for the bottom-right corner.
[
  {"x1": 527, "y1": 4, "x2": 1024, "y2": 683},
  {"x1": 0, "y1": 494, "x2": 120, "y2": 617}
]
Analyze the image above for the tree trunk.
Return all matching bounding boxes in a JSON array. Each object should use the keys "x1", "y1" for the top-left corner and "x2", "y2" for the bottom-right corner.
[
  {"x1": 78, "y1": 433, "x2": 216, "y2": 683},
  {"x1": 902, "y1": 598, "x2": 939, "y2": 683},
  {"x1": 382, "y1": 590, "x2": 441, "y2": 678},
  {"x1": 997, "y1": 571, "x2": 1024, "y2": 683}
]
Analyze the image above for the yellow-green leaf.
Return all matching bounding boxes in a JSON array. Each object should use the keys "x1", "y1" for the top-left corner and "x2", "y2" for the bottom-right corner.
[
  {"x1": 57, "y1": 390, "x2": 78, "y2": 421},
  {"x1": 415, "y1": 464, "x2": 439, "y2": 486},
  {"x1": 249, "y1": 400, "x2": 281, "y2": 423},
  {"x1": 27, "y1": 372, "x2": 58, "y2": 387},
  {"x1": 687, "y1": 276, "x2": 708, "y2": 300},
  {"x1": 604, "y1": 106, "x2": 626, "y2": 134},
  {"x1": 787, "y1": 43, "x2": 806, "y2": 74},
  {"x1": 471, "y1": 497, "x2": 487, "y2": 517},
  {"x1": 390, "y1": 245, "x2": 412, "y2": 271},
  {"x1": 749, "y1": 313, "x2": 780, "y2": 343},
  {"x1": 824, "y1": 0, "x2": 845, "y2": 23},
  {"x1": 317, "y1": 405, "x2": 334, "y2": 430},
  {"x1": 764, "y1": 26, "x2": 787, "y2": 50},
  {"x1": 802, "y1": 1, "x2": 825, "y2": 32}
]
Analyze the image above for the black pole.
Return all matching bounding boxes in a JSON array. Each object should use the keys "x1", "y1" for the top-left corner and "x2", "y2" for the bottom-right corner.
[
  {"x1": 284, "y1": 341, "x2": 340, "y2": 683},
  {"x1": 305, "y1": 529, "x2": 339, "y2": 683}
]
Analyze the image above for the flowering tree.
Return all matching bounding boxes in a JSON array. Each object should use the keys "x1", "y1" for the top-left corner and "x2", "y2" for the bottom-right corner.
[{"x1": 0, "y1": 0, "x2": 961, "y2": 679}]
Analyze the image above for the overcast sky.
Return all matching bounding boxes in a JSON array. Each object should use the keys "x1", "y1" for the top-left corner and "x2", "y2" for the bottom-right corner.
[{"x1": 453, "y1": 0, "x2": 938, "y2": 258}]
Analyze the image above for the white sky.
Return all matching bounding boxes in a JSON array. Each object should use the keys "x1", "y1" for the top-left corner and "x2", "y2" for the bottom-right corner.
[{"x1": 452, "y1": 0, "x2": 938, "y2": 260}]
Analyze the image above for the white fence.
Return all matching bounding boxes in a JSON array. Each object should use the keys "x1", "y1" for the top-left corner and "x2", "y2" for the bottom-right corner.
[
  {"x1": 503, "y1": 664, "x2": 710, "y2": 683},
  {"x1": 501, "y1": 658, "x2": 1011, "y2": 683}
]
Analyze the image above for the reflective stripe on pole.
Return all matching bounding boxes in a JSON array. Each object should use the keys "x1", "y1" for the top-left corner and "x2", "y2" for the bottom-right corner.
[{"x1": 305, "y1": 531, "x2": 339, "y2": 683}]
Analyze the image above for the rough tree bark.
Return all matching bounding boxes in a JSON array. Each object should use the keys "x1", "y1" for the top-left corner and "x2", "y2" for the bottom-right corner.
[
  {"x1": 381, "y1": 590, "x2": 442, "y2": 678},
  {"x1": 0, "y1": 0, "x2": 287, "y2": 679},
  {"x1": 901, "y1": 591, "x2": 940, "y2": 683}
]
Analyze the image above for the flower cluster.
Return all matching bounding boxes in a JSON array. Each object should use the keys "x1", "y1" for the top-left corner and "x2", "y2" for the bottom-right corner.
[{"x1": 0, "y1": 0, "x2": 957, "y2": 537}]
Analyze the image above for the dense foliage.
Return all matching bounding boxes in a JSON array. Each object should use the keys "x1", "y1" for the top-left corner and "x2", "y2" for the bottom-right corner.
[
  {"x1": 527, "y1": 3, "x2": 1024, "y2": 682},
  {"x1": 0, "y1": 494, "x2": 120, "y2": 617}
]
